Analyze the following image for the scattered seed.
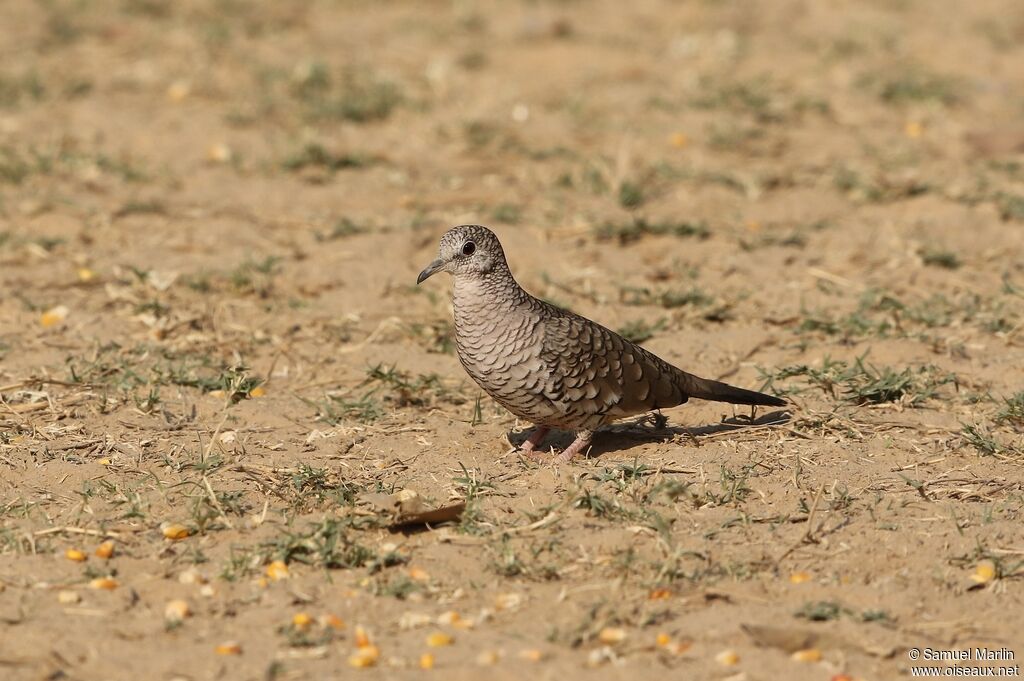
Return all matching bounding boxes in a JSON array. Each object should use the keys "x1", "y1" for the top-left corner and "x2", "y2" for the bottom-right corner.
[
  {"x1": 165, "y1": 599, "x2": 191, "y2": 623},
  {"x1": 426, "y1": 632, "x2": 453, "y2": 647},
  {"x1": 665, "y1": 640, "x2": 692, "y2": 655},
  {"x1": 161, "y1": 523, "x2": 191, "y2": 541},
  {"x1": 519, "y1": 649, "x2": 544, "y2": 662},
  {"x1": 400, "y1": 612, "x2": 433, "y2": 629},
  {"x1": 215, "y1": 641, "x2": 242, "y2": 656},
  {"x1": 971, "y1": 560, "x2": 997, "y2": 584},
  {"x1": 207, "y1": 143, "x2": 233, "y2": 163},
  {"x1": 586, "y1": 647, "x2": 612, "y2": 667},
  {"x1": 476, "y1": 650, "x2": 500, "y2": 666},
  {"x1": 320, "y1": 614, "x2": 345, "y2": 630},
  {"x1": 89, "y1": 577, "x2": 118, "y2": 590},
  {"x1": 57, "y1": 590, "x2": 80, "y2": 604},
  {"x1": 94, "y1": 541, "x2": 115, "y2": 559},
  {"x1": 266, "y1": 560, "x2": 289, "y2": 581},
  {"x1": 792, "y1": 648, "x2": 822, "y2": 662},
  {"x1": 436, "y1": 610, "x2": 460, "y2": 626},
  {"x1": 354, "y1": 626, "x2": 372, "y2": 648},
  {"x1": 40, "y1": 305, "x2": 69, "y2": 328},
  {"x1": 597, "y1": 627, "x2": 627, "y2": 645},
  {"x1": 65, "y1": 548, "x2": 87, "y2": 562},
  {"x1": 494, "y1": 593, "x2": 523, "y2": 611},
  {"x1": 716, "y1": 650, "x2": 740, "y2": 666},
  {"x1": 292, "y1": 612, "x2": 312, "y2": 630},
  {"x1": 789, "y1": 571, "x2": 812, "y2": 584},
  {"x1": 419, "y1": 653, "x2": 435, "y2": 669},
  {"x1": 348, "y1": 645, "x2": 379, "y2": 668},
  {"x1": 178, "y1": 568, "x2": 207, "y2": 585}
]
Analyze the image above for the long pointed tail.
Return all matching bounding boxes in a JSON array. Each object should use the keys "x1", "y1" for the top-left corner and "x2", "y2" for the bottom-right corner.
[{"x1": 684, "y1": 374, "x2": 787, "y2": 407}]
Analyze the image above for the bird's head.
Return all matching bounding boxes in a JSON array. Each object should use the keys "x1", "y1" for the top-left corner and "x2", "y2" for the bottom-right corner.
[{"x1": 416, "y1": 224, "x2": 507, "y2": 284}]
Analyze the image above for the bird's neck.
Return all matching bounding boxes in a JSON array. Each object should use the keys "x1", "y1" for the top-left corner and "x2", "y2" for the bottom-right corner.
[{"x1": 451, "y1": 268, "x2": 525, "y2": 324}]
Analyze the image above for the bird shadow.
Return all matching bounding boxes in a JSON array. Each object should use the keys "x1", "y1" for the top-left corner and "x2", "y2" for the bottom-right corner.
[{"x1": 509, "y1": 409, "x2": 793, "y2": 461}]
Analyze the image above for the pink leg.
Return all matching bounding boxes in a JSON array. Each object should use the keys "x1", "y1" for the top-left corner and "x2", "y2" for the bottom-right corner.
[
  {"x1": 519, "y1": 426, "x2": 551, "y2": 456},
  {"x1": 553, "y1": 430, "x2": 593, "y2": 464}
]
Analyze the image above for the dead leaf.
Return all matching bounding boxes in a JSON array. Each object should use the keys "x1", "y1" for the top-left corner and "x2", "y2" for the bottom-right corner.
[{"x1": 361, "y1": 489, "x2": 465, "y2": 528}]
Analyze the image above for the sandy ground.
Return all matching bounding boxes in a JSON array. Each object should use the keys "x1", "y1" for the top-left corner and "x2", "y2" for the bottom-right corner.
[{"x1": 1, "y1": 1, "x2": 1024, "y2": 680}]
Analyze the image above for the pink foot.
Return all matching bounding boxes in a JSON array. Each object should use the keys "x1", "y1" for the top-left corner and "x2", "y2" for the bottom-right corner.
[
  {"x1": 553, "y1": 431, "x2": 593, "y2": 464},
  {"x1": 519, "y1": 426, "x2": 551, "y2": 459}
]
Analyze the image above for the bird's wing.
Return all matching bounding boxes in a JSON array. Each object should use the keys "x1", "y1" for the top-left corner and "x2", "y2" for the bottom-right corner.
[{"x1": 537, "y1": 307, "x2": 689, "y2": 423}]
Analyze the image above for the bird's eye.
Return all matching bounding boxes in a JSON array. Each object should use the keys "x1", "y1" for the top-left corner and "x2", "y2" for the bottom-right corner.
[{"x1": 461, "y1": 241, "x2": 476, "y2": 256}]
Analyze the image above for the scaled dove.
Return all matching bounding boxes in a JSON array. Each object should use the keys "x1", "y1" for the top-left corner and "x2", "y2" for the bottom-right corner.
[{"x1": 417, "y1": 225, "x2": 786, "y2": 462}]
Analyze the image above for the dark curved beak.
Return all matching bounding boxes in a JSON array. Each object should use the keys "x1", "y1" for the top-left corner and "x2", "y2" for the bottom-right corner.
[{"x1": 416, "y1": 258, "x2": 445, "y2": 285}]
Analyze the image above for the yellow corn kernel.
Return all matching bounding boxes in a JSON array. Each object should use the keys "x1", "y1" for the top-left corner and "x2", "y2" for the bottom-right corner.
[
  {"x1": 656, "y1": 632, "x2": 671, "y2": 647},
  {"x1": 426, "y1": 632, "x2": 453, "y2": 647},
  {"x1": 77, "y1": 268, "x2": 96, "y2": 282},
  {"x1": 419, "y1": 653, "x2": 435, "y2": 669},
  {"x1": 789, "y1": 571, "x2": 812, "y2": 584},
  {"x1": 249, "y1": 386, "x2": 266, "y2": 398},
  {"x1": 436, "y1": 610, "x2": 460, "y2": 625},
  {"x1": 648, "y1": 588, "x2": 672, "y2": 600},
  {"x1": 905, "y1": 121, "x2": 923, "y2": 138},
  {"x1": 519, "y1": 649, "x2": 544, "y2": 662},
  {"x1": 65, "y1": 548, "x2": 87, "y2": 562},
  {"x1": 320, "y1": 613, "x2": 345, "y2": 630},
  {"x1": 165, "y1": 599, "x2": 191, "y2": 622},
  {"x1": 348, "y1": 645, "x2": 379, "y2": 668},
  {"x1": 715, "y1": 650, "x2": 740, "y2": 666},
  {"x1": 971, "y1": 560, "x2": 997, "y2": 584},
  {"x1": 598, "y1": 627, "x2": 627, "y2": 644},
  {"x1": 94, "y1": 541, "x2": 115, "y2": 559},
  {"x1": 354, "y1": 626, "x2": 372, "y2": 648},
  {"x1": 215, "y1": 641, "x2": 242, "y2": 656},
  {"x1": 670, "y1": 132, "x2": 688, "y2": 148},
  {"x1": 494, "y1": 593, "x2": 523, "y2": 611},
  {"x1": 292, "y1": 612, "x2": 312, "y2": 630},
  {"x1": 161, "y1": 523, "x2": 191, "y2": 541},
  {"x1": 792, "y1": 648, "x2": 822, "y2": 662},
  {"x1": 408, "y1": 566, "x2": 430, "y2": 582},
  {"x1": 90, "y1": 577, "x2": 118, "y2": 590},
  {"x1": 265, "y1": 560, "x2": 289, "y2": 581},
  {"x1": 666, "y1": 640, "x2": 692, "y2": 655},
  {"x1": 40, "y1": 306, "x2": 69, "y2": 328}
]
